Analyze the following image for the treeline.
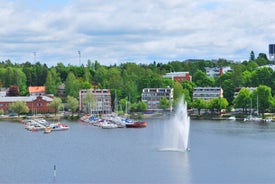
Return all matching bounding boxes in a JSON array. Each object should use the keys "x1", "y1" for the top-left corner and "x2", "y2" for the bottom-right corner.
[{"x1": 0, "y1": 52, "x2": 274, "y2": 113}]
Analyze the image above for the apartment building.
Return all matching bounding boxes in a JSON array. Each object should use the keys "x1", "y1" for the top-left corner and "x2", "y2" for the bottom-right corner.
[
  {"x1": 193, "y1": 87, "x2": 223, "y2": 101},
  {"x1": 163, "y1": 72, "x2": 192, "y2": 83},
  {"x1": 141, "y1": 87, "x2": 173, "y2": 111},
  {"x1": 79, "y1": 89, "x2": 112, "y2": 114}
]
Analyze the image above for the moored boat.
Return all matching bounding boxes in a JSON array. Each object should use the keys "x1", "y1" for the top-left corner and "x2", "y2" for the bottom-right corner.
[
  {"x1": 44, "y1": 127, "x2": 52, "y2": 134},
  {"x1": 49, "y1": 122, "x2": 70, "y2": 131},
  {"x1": 126, "y1": 121, "x2": 147, "y2": 128}
]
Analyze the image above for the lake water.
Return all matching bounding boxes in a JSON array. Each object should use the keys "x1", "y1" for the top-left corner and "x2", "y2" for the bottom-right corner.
[{"x1": 1, "y1": 118, "x2": 275, "y2": 183}]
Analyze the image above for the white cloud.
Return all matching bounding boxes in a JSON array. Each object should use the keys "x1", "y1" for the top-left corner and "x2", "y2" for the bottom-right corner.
[{"x1": 0, "y1": 0, "x2": 275, "y2": 66}]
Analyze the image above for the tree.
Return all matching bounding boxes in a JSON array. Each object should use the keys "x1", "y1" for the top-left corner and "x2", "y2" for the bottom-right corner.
[
  {"x1": 66, "y1": 96, "x2": 79, "y2": 116},
  {"x1": 233, "y1": 88, "x2": 251, "y2": 114},
  {"x1": 250, "y1": 51, "x2": 255, "y2": 61},
  {"x1": 9, "y1": 101, "x2": 29, "y2": 116},
  {"x1": 7, "y1": 85, "x2": 19, "y2": 96},
  {"x1": 159, "y1": 97, "x2": 171, "y2": 111},
  {"x1": 193, "y1": 70, "x2": 214, "y2": 87},
  {"x1": 45, "y1": 70, "x2": 56, "y2": 95},
  {"x1": 209, "y1": 97, "x2": 228, "y2": 114},
  {"x1": 65, "y1": 72, "x2": 79, "y2": 98},
  {"x1": 83, "y1": 91, "x2": 97, "y2": 114},
  {"x1": 252, "y1": 85, "x2": 272, "y2": 116},
  {"x1": 48, "y1": 97, "x2": 63, "y2": 116},
  {"x1": 131, "y1": 101, "x2": 147, "y2": 112},
  {"x1": 192, "y1": 98, "x2": 205, "y2": 116}
]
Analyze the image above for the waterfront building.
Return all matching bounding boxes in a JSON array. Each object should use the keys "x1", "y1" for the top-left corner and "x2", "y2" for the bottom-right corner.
[
  {"x1": 141, "y1": 87, "x2": 173, "y2": 111},
  {"x1": 205, "y1": 66, "x2": 232, "y2": 78},
  {"x1": 28, "y1": 86, "x2": 46, "y2": 96},
  {"x1": 0, "y1": 95, "x2": 54, "y2": 113},
  {"x1": 163, "y1": 72, "x2": 192, "y2": 83},
  {"x1": 193, "y1": 87, "x2": 223, "y2": 101},
  {"x1": 79, "y1": 89, "x2": 112, "y2": 114}
]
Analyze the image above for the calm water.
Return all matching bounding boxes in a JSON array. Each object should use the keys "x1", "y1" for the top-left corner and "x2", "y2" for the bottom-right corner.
[{"x1": 1, "y1": 119, "x2": 275, "y2": 183}]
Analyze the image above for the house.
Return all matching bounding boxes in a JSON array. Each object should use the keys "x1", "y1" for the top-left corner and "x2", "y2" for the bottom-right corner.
[
  {"x1": 205, "y1": 67, "x2": 232, "y2": 78},
  {"x1": 57, "y1": 83, "x2": 66, "y2": 97},
  {"x1": 141, "y1": 87, "x2": 173, "y2": 111},
  {"x1": 0, "y1": 95, "x2": 54, "y2": 113},
  {"x1": 163, "y1": 72, "x2": 192, "y2": 83},
  {"x1": 193, "y1": 87, "x2": 223, "y2": 101},
  {"x1": 79, "y1": 89, "x2": 112, "y2": 114},
  {"x1": 28, "y1": 86, "x2": 46, "y2": 96}
]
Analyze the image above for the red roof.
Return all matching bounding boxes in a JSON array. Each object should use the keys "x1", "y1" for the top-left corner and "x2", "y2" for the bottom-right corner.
[{"x1": 28, "y1": 86, "x2": 45, "y2": 93}]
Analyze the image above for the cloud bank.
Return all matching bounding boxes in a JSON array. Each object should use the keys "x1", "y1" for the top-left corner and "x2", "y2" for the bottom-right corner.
[{"x1": 1, "y1": 0, "x2": 275, "y2": 66}]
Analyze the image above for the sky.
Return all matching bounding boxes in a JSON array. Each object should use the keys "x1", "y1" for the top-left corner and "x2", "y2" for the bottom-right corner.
[{"x1": 1, "y1": 0, "x2": 275, "y2": 66}]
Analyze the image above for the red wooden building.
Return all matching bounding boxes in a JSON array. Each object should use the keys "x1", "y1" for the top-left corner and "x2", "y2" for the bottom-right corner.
[{"x1": 0, "y1": 95, "x2": 54, "y2": 114}]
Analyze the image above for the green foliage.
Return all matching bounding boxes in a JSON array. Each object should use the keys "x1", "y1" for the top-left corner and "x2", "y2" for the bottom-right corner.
[
  {"x1": 233, "y1": 88, "x2": 251, "y2": 113},
  {"x1": 192, "y1": 98, "x2": 206, "y2": 115},
  {"x1": 209, "y1": 97, "x2": 228, "y2": 113},
  {"x1": 252, "y1": 85, "x2": 272, "y2": 116},
  {"x1": 65, "y1": 72, "x2": 79, "y2": 98},
  {"x1": 83, "y1": 91, "x2": 97, "y2": 114},
  {"x1": 66, "y1": 96, "x2": 79, "y2": 115},
  {"x1": 9, "y1": 101, "x2": 29, "y2": 115},
  {"x1": 48, "y1": 97, "x2": 63, "y2": 116},
  {"x1": 131, "y1": 101, "x2": 147, "y2": 112},
  {"x1": 159, "y1": 97, "x2": 171, "y2": 110},
  {"x1": 193, "y1": 70, "x2": 214, "y2": 87}
]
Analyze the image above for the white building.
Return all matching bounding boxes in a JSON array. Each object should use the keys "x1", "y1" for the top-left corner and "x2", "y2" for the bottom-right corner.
[
  {"x1": 193, "y1": 87, "x2": 223, "y2": 101},
  {"x1": 79, "y1": 89, "x2": 112, "y2": 114},
  {"x1": 141, "y1": 87, "x2": 173, "y2": 111},
  {"x1": 205, "y1": 66, "x2": 232, "y2": 78},
  {"x1": 163, "y1": 72, "x2": 192, "y2": 82}
]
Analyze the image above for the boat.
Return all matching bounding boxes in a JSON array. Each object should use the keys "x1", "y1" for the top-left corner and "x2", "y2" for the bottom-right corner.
[
  {"x1": 49, "y1": 122, "x2": 70, "y2": 131},
  {"x1": 101, "y1": 122, "x2": 118, "y2": 129},
  {"x1": 126, "y1": 121, "x2": 147, "y2": 128},
  {"x1": 44, "y1": 127, "x2": 52, "y2": 134}
]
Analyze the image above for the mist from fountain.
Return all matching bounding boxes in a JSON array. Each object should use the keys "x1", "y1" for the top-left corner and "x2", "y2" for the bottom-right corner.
[{"x1": 160, "y1": 96, "x2": 190, "y2": 152}]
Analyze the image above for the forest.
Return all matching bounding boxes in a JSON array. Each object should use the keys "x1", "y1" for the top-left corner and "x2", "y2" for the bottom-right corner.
[{"x1": 1, "y1": 51, "x2": 275, "y2": 115}]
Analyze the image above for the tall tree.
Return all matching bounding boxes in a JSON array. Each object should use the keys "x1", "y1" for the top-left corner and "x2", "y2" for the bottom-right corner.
[
  {"x1": 48, "y1": 97, "x2": 63, "y2": 116},
  {"x1": 65, "y1": 72, "x2": 79, "y2": 98},
  {"x1": 45, "y1": 68, "x2": 62, "y2": 95},
  {"x1": 66, "y1": 96, "x2": 79, "y2": 116},
  {"x1": 250, "y1": 51, "x2": 255, "y2": 61},
  {"x1": 83, "y1": 91, "x2": 97, "y2": 114},
  {"x1": 233, "y1": 88, "x2": 251, "y2": 114},
  {"x1": 252, "y1": 85, "x2": 272, "y2": 116}
]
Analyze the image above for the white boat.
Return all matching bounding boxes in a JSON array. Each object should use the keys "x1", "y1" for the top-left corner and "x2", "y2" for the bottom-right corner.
[
  {"x1": 101, "y1": 121, "x2": 118, "y2": 129},
  {"x1": 49, "y1": 122, "x2": 70, "y2": 131}
]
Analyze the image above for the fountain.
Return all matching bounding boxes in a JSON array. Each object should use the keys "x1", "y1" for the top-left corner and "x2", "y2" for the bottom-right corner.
[{"x1": 160, "y1": 96, "x2": 190, "y2": 152}]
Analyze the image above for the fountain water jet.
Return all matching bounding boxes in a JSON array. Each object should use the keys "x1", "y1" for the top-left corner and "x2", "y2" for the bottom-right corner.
[{"x1": 160, "y1": 96, "x2": 190, "y2": 152}]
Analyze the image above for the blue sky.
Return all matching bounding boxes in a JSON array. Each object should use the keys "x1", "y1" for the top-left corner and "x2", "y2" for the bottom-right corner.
[{"x1": 1, "y1": 0, "x2": 275, "y2": 66}]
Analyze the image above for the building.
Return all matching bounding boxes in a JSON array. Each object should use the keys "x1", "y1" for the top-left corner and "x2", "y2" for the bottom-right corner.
[
  {"x1": 28, "y1": 86, "x2": 46, "y2": 96},
  {"x1": 57, "y1": 83, "x2": 66, "y2": 97},
  {"x1": 0, "y1": 95, "x2": 54, "y2": 113},
  {"x1": 141, "y1": 87, "x2": 173, "y2": 111},
  {"x1": 205, "y1": 67, "x2": 232, "y2": 78},
  {"x1": 269, "y1": 44, "x2": 275, "y2": 61},
  {"x1": 163, "y1": 72, "x2": 192, "y2": 83},
  {"x1": 79, "y1": 89, "x2": 112, "y2": 114},
  {"x1": 193, "y1": 87, "x2": 223, "y2": 101}
]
